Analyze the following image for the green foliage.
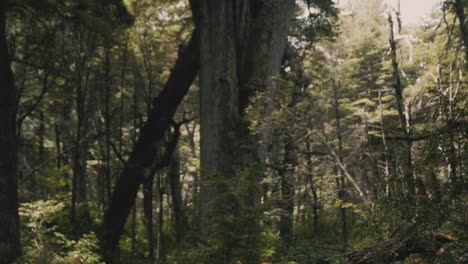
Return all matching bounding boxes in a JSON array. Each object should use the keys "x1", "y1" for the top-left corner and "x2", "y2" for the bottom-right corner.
[
  {"x1": 17, "y1": 198, "x2": 103, "y2": 264},
  {"x1": 167, "y1": 165, "x2": 266, "y2": 263},
  {"x1": 280, "y1": 240, "x2": 344, "y2": 264},
  {"x1": 293, "y1": 0, "x2": 339, "y2": 42}
]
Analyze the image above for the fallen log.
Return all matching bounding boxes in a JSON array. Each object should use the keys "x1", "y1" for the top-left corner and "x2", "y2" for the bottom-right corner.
[{"x1": 345, "y1": 232, "x2": 452, "y2": 264}]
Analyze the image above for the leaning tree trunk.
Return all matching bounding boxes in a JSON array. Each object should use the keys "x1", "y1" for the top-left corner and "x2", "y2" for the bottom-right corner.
[
  {"x1": 101, "y1": 29, "x2": 200, "y2": 263},
  {"x1": 0, "y1": 4, "x2": 21, "y2": 262}
]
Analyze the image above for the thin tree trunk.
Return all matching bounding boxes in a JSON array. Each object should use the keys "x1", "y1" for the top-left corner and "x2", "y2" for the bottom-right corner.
[
  {"x1": 119, "y1": 42, "x2": 128, "y2": 153},
  {"x1": 33, "y1": 110, "x2": 45, "y2": 190},
  {"x1": 70, "y1": 76, "x2": 89, "y2": 221},
  {"x1": 378, "y1": 91, "x2": 392, "y2": 196},
  {"x1": 38, "y1": 111, "x2": 45, "y2": 159},
  {"x1": 331, "y1": 78, "x2": 348, "y2": 250},
  {"x1": 130, "y1": 202, "x2": 137, "y2": 258},
  {"x1": 278, "y1": 46, "x2": 303, "y2": 245},
  {"x1": 143, "y1": 177, "x2": 154, "y2": 260},
  {"x1": 54, "y1": 116, "x2": 62, "y2": 169},
  {"x1": 71, "y1": 34, "x2": 93, "y2": 222},
  {"x1": 388, "y1": 14, "x2": 416, "y2": 199},
  {"x1": 156, "y1": 173, "x2": 165, "y2": 264},
  {"x1": 363, "y1": 113, "x2": 380, "y2": 200},
  {"x1": 306, "y1": 142, "x2": 320, "y2": 236},
  {"x1": 279, "y1": 140, "x2": 296, "y2": 245},
  {"x1": 0, "y1": 4, "x2": 21, "y2": 261},
  {"x1": 104, "y1": 49, "x2": 112, "y2": 207},
  {"x1": 59, "y1": 96, "x2": 73, "y2": 192},
  {"x1": 312, "y1": 182, "x2": 319, "y2": 236},
  {"x1": 169, "y1": 145, "x2": 185, "y2": 243},
  {"x1": 184, "y1": 122, "x2": 199, "y2": 227}
]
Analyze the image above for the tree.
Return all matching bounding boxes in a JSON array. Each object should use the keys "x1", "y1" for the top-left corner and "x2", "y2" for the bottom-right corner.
[
  {"x1": 101, "y1": 27, "x2": 200, "y2": 263},
  {"x1": 0, "y1": 2, "x2": 21, "y2": 262},
  {"x1": 197, "y1": 0, "x2": 295, "y2": 262},
  {"x1": 0, "y1": 1, "x2": 131, "y2": 261},
  {"x1": 452, "y1": 0, "x2": 468, "y2": 63}
]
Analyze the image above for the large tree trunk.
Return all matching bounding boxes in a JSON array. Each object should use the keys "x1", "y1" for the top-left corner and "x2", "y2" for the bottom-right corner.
[
  {"x1": 240, "y1": 1, "x2": 296, "y2": 109},
  {"x1": 198, "y1": 3, "x2": 244, "y2": 261},
  {"x1": 0, "y1": 4, "x2": 21, "y2": 262},
  {"x1": 101, "y1": 29, "x2": 200, "y2": 262},
  {"x1": 454, "y1": 0, "x2": 468, "y2": 64},
  {"x1": 198, "y1": 0, "x2": 294, "y2": 262},
  {"x1": 198, "y1": 0, "x2": 241, "y2": 237},
  {"x1": 242, "y1": 0, "x2": 296, "y2": 246}
]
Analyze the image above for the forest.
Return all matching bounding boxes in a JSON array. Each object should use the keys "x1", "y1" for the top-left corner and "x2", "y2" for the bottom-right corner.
[{"x1": 0, "y1": 0, "x2": 467, "y2": 263}]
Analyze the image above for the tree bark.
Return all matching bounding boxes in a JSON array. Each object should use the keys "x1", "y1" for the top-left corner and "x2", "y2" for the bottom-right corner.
[
  {"x1": 198, "y1": 0, "x2": 241, "y2": 237},
  {"x1": 101, "y1": 29, "x2": 200, "y2": 262},
  {"x1": 0, "y1": 4, "x2": 21, "y2": 262},
  {"x1": 198, "y1": 1, "x2": 295, "y2": 261},
  {"x1": 198, "y1": 0, "x2": 295, "y2": 230}
]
